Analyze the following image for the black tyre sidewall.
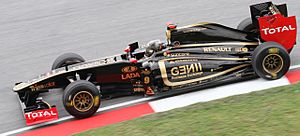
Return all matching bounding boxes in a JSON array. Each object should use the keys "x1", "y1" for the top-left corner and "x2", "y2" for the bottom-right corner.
[
  {"x1": 51, "y1": 53, "x2": 85, "y2": 70},
  {"x1": 252, "y1": 42, "x2": 290, "y2": 80},
  {"x1": 63, "y1": 80, "x2": 100, "y2": 119},
  {"x1": 237, "y1": 18, "x2": 256, "y2": 32}
]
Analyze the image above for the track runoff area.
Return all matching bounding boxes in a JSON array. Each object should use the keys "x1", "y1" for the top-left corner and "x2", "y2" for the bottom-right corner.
[{"x1": 0, "y1": 64, "x2": 299, "y2": 136}]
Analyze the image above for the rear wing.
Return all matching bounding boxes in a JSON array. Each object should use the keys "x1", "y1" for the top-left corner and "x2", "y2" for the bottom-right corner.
[
  {"x1": 250, "y1": 2, "x2": 288, "y2": 27},
  {"x1": 250, "y1": 2, "x2": 297, "y2": 52}
]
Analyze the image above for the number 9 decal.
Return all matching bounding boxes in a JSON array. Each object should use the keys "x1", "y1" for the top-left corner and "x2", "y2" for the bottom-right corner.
[{"x1": 144, "y1": 76, "x2": 150, "y2": 84}]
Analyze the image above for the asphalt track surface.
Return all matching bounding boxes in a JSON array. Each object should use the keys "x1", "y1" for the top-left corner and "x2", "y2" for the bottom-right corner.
[{"x1": 0, "y1": 0, "x2": 299, "y2": 134}]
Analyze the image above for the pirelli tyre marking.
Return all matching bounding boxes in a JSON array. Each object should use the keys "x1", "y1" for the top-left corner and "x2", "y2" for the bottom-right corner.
[{"x1": 158, "y1": 58, "x2": 250, "y2": 86}]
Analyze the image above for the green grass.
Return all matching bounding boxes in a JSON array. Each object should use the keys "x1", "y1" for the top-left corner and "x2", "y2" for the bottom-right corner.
[{"x1": 74, "y1": 83, "x2": 300, "y2": 136}]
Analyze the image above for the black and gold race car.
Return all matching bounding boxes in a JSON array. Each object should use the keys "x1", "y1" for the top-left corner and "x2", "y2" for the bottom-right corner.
[{"x1": 13, "y1": 2, "x2": 297, "y2": 125}]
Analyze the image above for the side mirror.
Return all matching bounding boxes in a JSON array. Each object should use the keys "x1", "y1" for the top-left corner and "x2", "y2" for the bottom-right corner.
[{"x1": 124, "y1": 42, "x2": 139, "y2": 53}]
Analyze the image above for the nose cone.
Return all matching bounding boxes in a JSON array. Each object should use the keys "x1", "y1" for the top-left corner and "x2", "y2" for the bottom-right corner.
[{"x1": 13, "y1": 82, "x2": 28, "y2": 92}]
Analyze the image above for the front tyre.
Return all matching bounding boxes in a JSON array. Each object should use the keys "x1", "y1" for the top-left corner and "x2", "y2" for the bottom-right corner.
[
  {"x1": 252, "y1": 42, "x2": 290, "y2": 80},
  {"x1": 63, "y1": 80, "x2": 101, "y2": 119},
  {"x1": 51, "y1": 53, "x2": 85, "y2": 70}
]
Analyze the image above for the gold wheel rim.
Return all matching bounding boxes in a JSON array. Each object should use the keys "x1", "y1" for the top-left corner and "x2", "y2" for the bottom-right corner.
[
  {"x1": 73, "y1": 91, "x2": 94, "y2": 112},
  {"x1": 262, "y1": 54, "x2": 283, "y2": 74}
]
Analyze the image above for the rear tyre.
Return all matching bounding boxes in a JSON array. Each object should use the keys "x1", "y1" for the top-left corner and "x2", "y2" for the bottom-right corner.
[
  {"x1": 237, "y1": 18, "x2": 257, "y2": 32},
  {"x1": 252, "y1": 42, "x2": 290, "y2": 80},
  {"x1": 63, "y1": 80, "x2": 101, "y2": 119},
  {"x1": 51, "y1": 53, "x2": 85, "y2": 70}
]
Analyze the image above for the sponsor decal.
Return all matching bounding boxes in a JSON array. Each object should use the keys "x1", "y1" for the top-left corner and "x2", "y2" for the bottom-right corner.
[
  {"x1": 164, "y1": 53, "x2": 190, "y2": 57},
  {"x1": 133, "y1": 81, "x2": 145, "y2": 92},
  {"x1": 170, "y1": 63, "x2": 203, "y2": 80},
  {"x1": 30, "y1": 82, "x2": 55, "y2": 91},
  {"x1": 122, "y1": 72, "x2": 140, "y2": 80},
  {"x1": 160, "y1": 58, "x2": 204, "y2": 84},
  {"x1": 133, "y1": 88, "x2": 145, "y2": 92},
  {"x1": 169, "y1": 58, "x2": 198, "y2": 64},
  {"x1": 259, "y1": 14, "x2": 297, "y2": 51},
  {"x1": 25, "y1": 107, "x2": 58, "y2": 125},
  {"x1": 177, "y1": 42, "x2": 258, "y2": 48},
  {"x1": 182, "y1": 27, "x2": 207, "y2": 33},
  {"x1": 23, "y1": 57, "x2": 117, "y2": 90},
  {"x1": 261, "y1": 25, "x2": 296, "y2": 35},
  {"x1": 159, "y1": 58, "x2": 251, "y2": 86},
  {"x1": 141, "y1": 69, "x2": 151, "y2": 75},
  {"x1": 122, "y1": 66, "x2": 138, "y2": 73},
  {"x1": 202, "y1": 47, "x2": 248, "y2": 53},
  {"x1": 235, "y1": 47, "x2": 249, "y2": 53},
  {"x1": 121, "y1": 66, "x2": 140, "y2": 80},
  {"x1": 68, "y1": 59, "x2": 111, "y2": 71},
  {"x1": 145, "y1": 86, "x2": 155, "y2": 95},
  {"x1": 144, "y1": 76, "x2": 150, "y2": 84},
  {"x1": 203, "y1": 47, "x2": 232, "y2": 52},
  {"x1": 176, "y1": 22, "x2": 211, "y2": 29}
]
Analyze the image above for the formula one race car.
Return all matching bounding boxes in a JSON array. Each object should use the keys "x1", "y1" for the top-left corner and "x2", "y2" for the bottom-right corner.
[{"x1": 13, "y1": 2, "x2": 297, "y2": 125}]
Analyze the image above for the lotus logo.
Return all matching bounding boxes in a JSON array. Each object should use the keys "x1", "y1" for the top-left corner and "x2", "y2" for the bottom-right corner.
[{"x1": 122, "y1": 66, "x2": 138, "y2": 73}]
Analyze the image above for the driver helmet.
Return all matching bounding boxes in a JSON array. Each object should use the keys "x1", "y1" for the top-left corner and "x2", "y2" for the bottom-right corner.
[
  {"x1": 144, "y1": 40, "x2": 163, "y2": 57},
  {"x1": 147, "y1": 40, "x2": 163, "y2": 51}
]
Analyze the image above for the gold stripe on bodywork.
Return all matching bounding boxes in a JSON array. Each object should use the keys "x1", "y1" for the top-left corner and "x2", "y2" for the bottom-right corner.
[
  {"x1": 204, "y1": 58, "x2": 250, "y2": 61},
  {"x1": 158, "y1": 59, "x2": 250, "y2": 86},
  {"x1": 174, "y1": 42, "x2": 258, "y2": 48},
  {"x1": 176, "y1": 22, "x2": 213, "y2": 29},
  {"x1": 160, "y1": 57, "x2": 250, "y2": 61}
]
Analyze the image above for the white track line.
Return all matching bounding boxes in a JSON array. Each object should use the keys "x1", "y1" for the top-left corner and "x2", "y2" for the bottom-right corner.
[
  {"x1": 97, "y1": 97, "x2": 153, "y2": 112},
  {"x1": 1, "y1": 64, "x2": 300, "y2": 136},
  {"x1": 290, "y1": 64, "x2": 300, "y2": 70},
  {"x1": 149, "y1": 77, "x2": 290, "y2": 112}
]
